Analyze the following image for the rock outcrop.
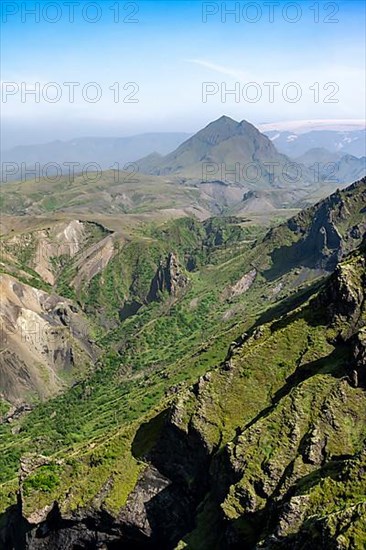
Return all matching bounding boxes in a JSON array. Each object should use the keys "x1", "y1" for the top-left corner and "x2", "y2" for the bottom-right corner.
[{"x1": 148, "y1": 253, "x2": 188, "y2": 302}]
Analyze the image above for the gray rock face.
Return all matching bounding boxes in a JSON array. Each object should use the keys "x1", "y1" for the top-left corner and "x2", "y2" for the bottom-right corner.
[
  {"x1": 350, "y1": 329, "x2": 366, "y2": 387},
  {"x1": 118, "y1": 466, "x2": 171, "y2": 537},
  {"x1": 148, "y1": 253, "x2": 188, "y2": 302},
  {"x1": 302, "y1": 425, "x2": 326, "y2": 465},
  {"x1": 318, "y1": 258, "x2": 365, "y2": 337},
  {"x1": 293, "y1": 193, "x2": 344, "y2": 271},
  {"x1": 1, "y1": 403, "x2": 211, "y2": 549},
  {"x1": 0, "y1": 274, "x2": 98, "y2": 405},
  {"x1": 265, "y1": 185, "x2": 360, "y2": 282}
]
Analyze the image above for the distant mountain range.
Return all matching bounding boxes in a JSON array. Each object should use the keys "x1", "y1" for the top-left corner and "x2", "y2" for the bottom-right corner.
[
  {"x1": 135, "y1": 116, "x2": 365, "y2": 210},
  {"x1": 264, "y1": 128, "x2": 365, "y2": 158},
  {"x1": 1, "y1": 117, "x2": 365, "y2": 217},
  {"x1": 295, "y1": 147, "x2": 366, "y2": 185},
  {"x1": 0, "y1": 133, "x2": 191, "y2": 182},
  {"x1": 2, "y1": 120, "x2": 364, "y2": 184}
]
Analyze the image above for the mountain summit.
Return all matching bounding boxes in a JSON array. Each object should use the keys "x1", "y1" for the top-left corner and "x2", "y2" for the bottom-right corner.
[
  {"x1": 136, "y1": 116, "x2": 298, "y2": 186},
  {"x1": 191, "y1": 115, "x2": 248, "y2": 145}
]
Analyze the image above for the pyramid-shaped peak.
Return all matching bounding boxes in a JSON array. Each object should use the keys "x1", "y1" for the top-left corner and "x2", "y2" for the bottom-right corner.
[
  {"x1": 195, "y1": 116, "x2": 241, "y2": 146},
  {"x1": 194, "y1": 116, "x2": 264, "y2": 147},
  {"x1": 216, "y1": 115, "x2": 238, "y2": 124},
  {"x1": 205, "y1": 115, "x2": 239, "y2": 129}
]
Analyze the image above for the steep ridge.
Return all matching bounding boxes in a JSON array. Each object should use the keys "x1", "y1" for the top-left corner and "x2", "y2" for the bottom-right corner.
[
  {"x1": 2, "y1": 221, "x2": 364, "y2": 549},
  {"x1": 0, "y1": 180, "x2": 362, "y2": 402},
  {"x1": 256, "y1": 178, "x2": 366, "y2": 279},
  {"x1": 0, "y1": 181, "x2": 365, "y2": 548},
  {"x1": 118, "y1": 240, "x2": 366, "y2": 548},
  {"x1": 0, "y1": 180, "x2": 364, "y2": 407}
]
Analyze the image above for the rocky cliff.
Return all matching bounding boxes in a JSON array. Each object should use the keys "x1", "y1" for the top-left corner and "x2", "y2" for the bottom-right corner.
[
  {"x1": 1, "y1": 181, "x2": 365, "y2": 549},
  {"x1": 148, "y1": 253, "x2": 189, "y2": 302},
  {"x1": 0, "y1": 274, "x2": 97, "y2": 405},
  {"x1": 3, "y1": 237, "x2": 365, "y2": 549}
]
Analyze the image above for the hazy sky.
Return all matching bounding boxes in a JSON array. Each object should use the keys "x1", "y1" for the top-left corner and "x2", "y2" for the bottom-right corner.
[{"x1": 1, "y1": 0, "x2": 365, "y2": 147}]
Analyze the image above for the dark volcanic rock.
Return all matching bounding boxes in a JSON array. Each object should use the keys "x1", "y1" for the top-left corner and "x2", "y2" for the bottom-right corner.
[{"x1": 350, "y1": 329, "x2": 366, "y2": 387}]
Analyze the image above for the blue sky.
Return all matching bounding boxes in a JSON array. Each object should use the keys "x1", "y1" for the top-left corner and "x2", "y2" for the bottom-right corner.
[{"x1": 1, "y1": 0, "x2": 365, "y2": 146}]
